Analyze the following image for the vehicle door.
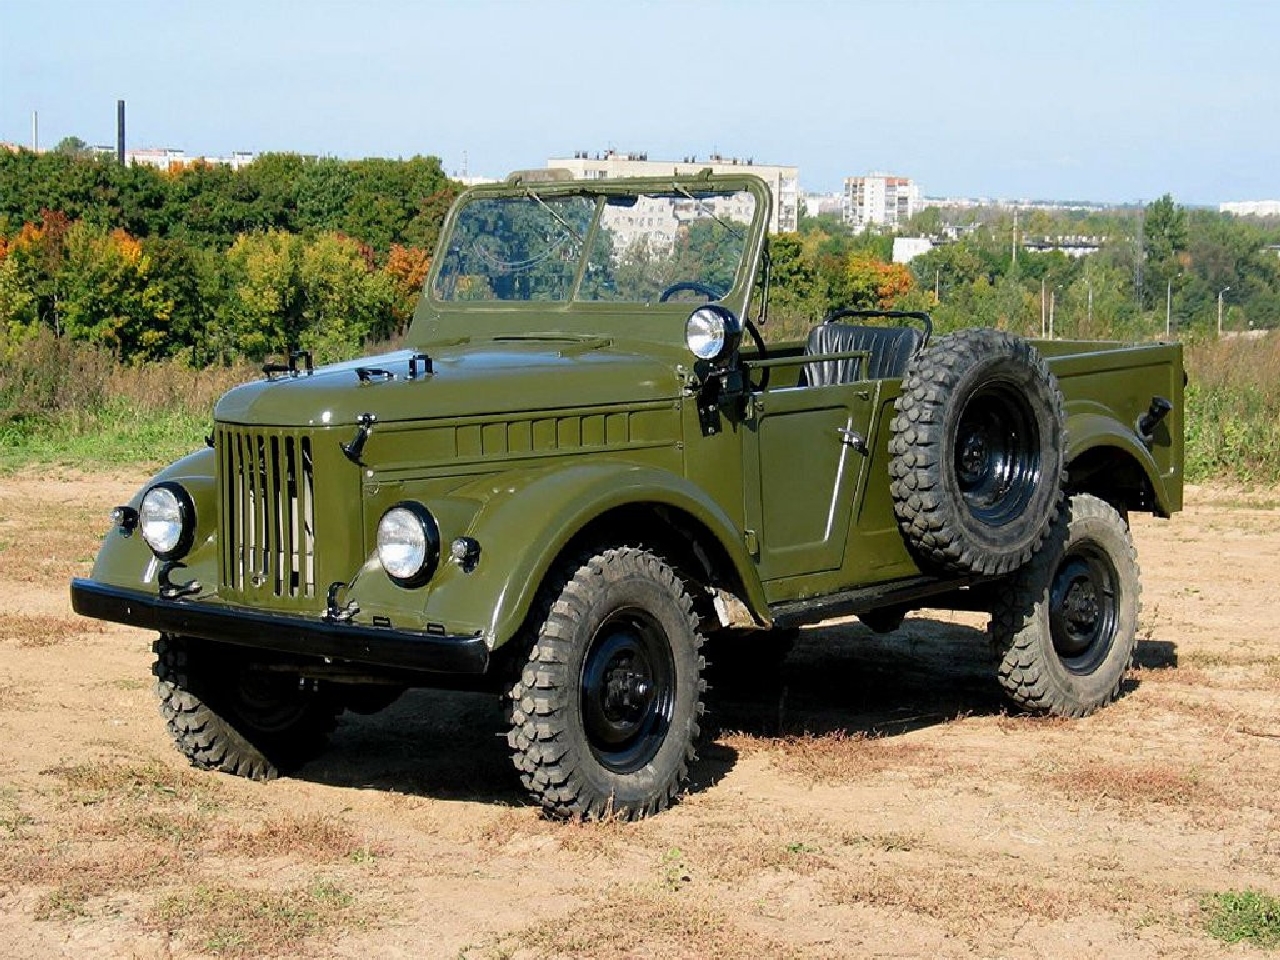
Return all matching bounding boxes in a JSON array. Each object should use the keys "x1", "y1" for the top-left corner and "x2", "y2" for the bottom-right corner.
[{"x1": 741, "y1": 365, "x2": 878, "y2": 582}]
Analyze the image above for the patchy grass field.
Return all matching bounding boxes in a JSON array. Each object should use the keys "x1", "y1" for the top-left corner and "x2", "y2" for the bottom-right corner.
[{"x1": 1, "y1": 473, "x2": 1279, "y2": 958}]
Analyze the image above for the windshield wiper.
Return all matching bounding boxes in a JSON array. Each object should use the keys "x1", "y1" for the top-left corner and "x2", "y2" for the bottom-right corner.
[{"x1": 526, "y1": 189, "x2": 586, "y2": 247}]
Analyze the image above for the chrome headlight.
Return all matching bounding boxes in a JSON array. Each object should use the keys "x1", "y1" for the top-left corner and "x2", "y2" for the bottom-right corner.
[
  {"x1": 139, "y1": 483, "x2": 195, "y2": 560},
  {"x1": 376, "y1": 502, "x2": 441, "y2": 587},
  {"x1": 685, "y1": 304, "x2": 743, "y2": 363}
]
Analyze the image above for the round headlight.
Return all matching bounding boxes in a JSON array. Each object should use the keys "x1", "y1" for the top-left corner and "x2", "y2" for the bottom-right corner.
[
  {"x1": 685, "y1": 304, "x2": 743, "y2": 362},
  {"x1": 376, "y1": 502, "x2": 441, "y2": 588},
  {"x1": 139, "y1": 483, "x2": 195, "y2": 560}
]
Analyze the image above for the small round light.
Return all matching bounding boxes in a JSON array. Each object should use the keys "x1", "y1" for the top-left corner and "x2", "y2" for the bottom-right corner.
[
  {"x1": 685, "y1": 304, "x2": 743, "y2": 362},
  {"x1": 449, "y1": 536, "x2": 481, "y2": 571},
  {"x1": 376, "y1": 503, "x2": 440, "y2": 587},
  {"x1": 139, "y1": 483, "x2": 195, "y2": 560}
]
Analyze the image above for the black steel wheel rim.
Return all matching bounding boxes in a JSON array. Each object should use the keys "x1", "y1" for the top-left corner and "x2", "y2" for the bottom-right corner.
[
  {"x1": 1049, "y1": 541, "x2": 1119, "y2": 674},
  {"x1": 954, "y1": 381, "x2": 1042, "y2": 526},
  {"x1": 233, "y1": 671, "x2": 314, "y2": 733},
  {"x1": 580, "y1": 608, "x2": 676, "y2": 774}
]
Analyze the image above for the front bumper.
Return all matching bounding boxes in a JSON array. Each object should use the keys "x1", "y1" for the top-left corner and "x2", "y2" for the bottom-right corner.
[{"x1": 70, "y1": 578, "x2": 490, "y2": 675}]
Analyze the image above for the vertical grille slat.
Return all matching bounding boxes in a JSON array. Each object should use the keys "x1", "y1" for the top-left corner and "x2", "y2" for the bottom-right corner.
[{"x1": 218, "y1": 427, "x2": 317, "y2": 601}]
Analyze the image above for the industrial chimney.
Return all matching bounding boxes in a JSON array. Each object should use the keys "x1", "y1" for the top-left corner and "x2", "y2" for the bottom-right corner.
[{"x1": 117, "y1": 100, "x2": 125, "y2": 164}]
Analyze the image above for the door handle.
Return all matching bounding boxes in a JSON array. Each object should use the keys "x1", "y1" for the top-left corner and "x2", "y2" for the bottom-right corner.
[{"x1": 837, "y1": 427, "x2": 869, "y2": 455}]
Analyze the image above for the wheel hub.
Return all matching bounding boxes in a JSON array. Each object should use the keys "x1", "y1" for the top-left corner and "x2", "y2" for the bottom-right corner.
[
  {"x1": 958, "y1": 431, "x2": 990, "y2": 485},
  {"x1": 1061, "y1": 578, "x2": 1100, "y2": 631},
  {"x1": 604, "y1": 667, "x2": 652, "y2": 717},
  {"x1": 580, "y1": 610, "x2": 675, "y2": 774},
  {"x1": 1049, "y1": 547, "x2": 1119, "y2": 673},
  {"x1": 954, "y1": 384, "x2": 1041, "y2": 526}
]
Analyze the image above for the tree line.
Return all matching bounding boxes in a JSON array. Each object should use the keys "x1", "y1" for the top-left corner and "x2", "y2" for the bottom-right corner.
[
  {"x1": 3, "y1": 147, "x2": 1278, "y2": 368},
  {"x1": 0, "y1": 150, "x2": 454, "y2": 363},
  {"x1": 897, "y1": 196, "x2": 1280, "y2": 340}
]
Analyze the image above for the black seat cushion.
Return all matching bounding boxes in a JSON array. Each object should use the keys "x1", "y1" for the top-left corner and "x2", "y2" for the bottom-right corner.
[{"x1": 800, "y1": 323, "x2": 923, "y2": 386}]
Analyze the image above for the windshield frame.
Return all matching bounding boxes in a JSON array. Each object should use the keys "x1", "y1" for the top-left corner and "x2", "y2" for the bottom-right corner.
[{"x1": 413, "y1": 173, "x2": 771, "y2": 348}]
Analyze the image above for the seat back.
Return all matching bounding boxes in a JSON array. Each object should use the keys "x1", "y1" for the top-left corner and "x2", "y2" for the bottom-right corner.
[{"x1": 800, "y1": 323, "x2": 923, "y2": 386}]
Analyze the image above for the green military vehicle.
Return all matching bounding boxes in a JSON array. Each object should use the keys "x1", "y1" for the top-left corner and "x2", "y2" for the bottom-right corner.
[{"x1": 72, "y1": 171, "x2": 1184, "y2": 820}]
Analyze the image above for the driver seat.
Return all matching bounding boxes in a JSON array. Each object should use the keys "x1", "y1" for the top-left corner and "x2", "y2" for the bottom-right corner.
[{"x1": 800, "y1": 323, "x2": 923, "y2": 386}]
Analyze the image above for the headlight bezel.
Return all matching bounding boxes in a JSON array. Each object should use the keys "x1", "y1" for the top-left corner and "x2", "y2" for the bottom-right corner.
[
  {"x1": 376, "y1": 501, "x2": 441, "y2": 588},
  {"x1": 139, "y1": 482, "x2": 196, "y2": 561},
  {"x1": 685, "y1": 303, "x2": 743, "y2": 364}
]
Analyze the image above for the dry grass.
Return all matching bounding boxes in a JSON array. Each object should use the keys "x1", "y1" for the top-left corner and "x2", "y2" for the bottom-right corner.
[
  {"x1": 153, "y1": 879, "x2": 364, "y2": 957},
  {"x1": 214, "y1": 813, "x2": 387, "y2": 863},
  {"x1": 723, "y1": 729, "x2": 944, "y2": 785},
  {"x1": 0, "y1": 613, "x2": 106, "y2": 646},
  {"x1": 469, "y1": 886, "x2": 806, "y2": 960},
  {"x1": 825, "y1": 863, "x2": 1078, "y2": 934},
  {"x1": 1046, "y1": 760, "x2": 1216, "y2": 808},
  {"x1": 42, "y1": 759, "x2": 219, "y2": 808},
  {"x1": 28, "y1": 844, "x2": 187, "y2": 920}
]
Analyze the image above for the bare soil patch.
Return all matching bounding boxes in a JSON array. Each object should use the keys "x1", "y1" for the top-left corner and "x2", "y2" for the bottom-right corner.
[{"x1": 1, "y1": 475, "x2": 1278, "y2": 957}]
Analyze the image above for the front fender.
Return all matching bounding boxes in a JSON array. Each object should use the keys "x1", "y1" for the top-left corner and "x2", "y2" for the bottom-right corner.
[
  {"x1": 418, "y1": 461, "x2": 768, "y2": 650},
  {"x1": 88, "y1": 447, "x2": 219, "y2": 591}
]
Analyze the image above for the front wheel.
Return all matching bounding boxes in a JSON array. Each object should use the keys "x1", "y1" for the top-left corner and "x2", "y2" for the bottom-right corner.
[
  {"x1": 505, "y1": 547, "x2": 706, "y2": 820},
  {"x1": 153, "y1": 635, "x2": 340, "y2": 780},
  {"x1": 990, "y1": 494, "x2": 1141, "y2": 717}
]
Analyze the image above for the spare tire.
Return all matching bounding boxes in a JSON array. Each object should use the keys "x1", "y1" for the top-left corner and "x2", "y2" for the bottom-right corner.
[{"x1": 889, "y1": 328, "x2": 1065, "y2": 577}]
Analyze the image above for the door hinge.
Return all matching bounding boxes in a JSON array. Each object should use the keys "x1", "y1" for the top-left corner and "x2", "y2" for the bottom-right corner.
[{"x1": 743, "y1": 529, "x2": 759, "y2": 556}]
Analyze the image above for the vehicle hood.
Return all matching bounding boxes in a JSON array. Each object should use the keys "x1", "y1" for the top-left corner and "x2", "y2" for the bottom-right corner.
[{"x1": 213, "y1": 340, "x2": 682, "y2": 428}]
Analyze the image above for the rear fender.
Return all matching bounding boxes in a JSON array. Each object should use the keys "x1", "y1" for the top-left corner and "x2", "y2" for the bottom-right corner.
[{"x1": 1065, "y1": 411, "x2": 1179, "y2": 515}]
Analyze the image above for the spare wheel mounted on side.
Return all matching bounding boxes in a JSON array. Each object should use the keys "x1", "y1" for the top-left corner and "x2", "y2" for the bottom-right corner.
[{"x1": 889, "y1": 328, "x2": 1066, "y2": 577}]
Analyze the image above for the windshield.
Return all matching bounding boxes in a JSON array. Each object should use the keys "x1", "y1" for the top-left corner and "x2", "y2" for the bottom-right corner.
[{"x1": 432, "y1": 189, "x2": 757, "y2": 304}]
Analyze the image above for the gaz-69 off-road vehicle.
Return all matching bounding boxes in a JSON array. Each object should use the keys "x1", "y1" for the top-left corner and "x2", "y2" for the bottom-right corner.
[{"x1": 72, "y1": 170, "x2": 1184, "y2": 819}]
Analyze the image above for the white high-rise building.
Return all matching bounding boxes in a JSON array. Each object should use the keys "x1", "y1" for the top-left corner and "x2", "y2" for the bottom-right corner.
[
  {"x1": 843, "y1": 173, "x2": 920, "y2": 230},
  {"x1": 549, "y1": 151, "x2": 800, "y2": 233}
]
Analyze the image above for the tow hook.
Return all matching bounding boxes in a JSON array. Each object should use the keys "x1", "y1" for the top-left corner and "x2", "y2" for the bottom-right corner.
[
  {"x1": 158, "y1": 562, "x2": 201, "y2": 600},
  {"x1": 325, "y1": 582, "x2": 359, "y2": 622}
]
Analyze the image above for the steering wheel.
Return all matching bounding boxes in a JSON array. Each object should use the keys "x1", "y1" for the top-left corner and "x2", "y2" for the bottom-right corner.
[{"x1": 658, "y1": 280, "x2": 724, "y2": 303}]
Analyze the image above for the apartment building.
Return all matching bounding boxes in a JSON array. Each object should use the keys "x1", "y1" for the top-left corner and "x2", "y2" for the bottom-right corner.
[
  {"x1": 843, "y1": 173, "x2": 920, "y2": 230},
  {"x1": 548, "y1": 150, "x2": 800, "y2": 233}
]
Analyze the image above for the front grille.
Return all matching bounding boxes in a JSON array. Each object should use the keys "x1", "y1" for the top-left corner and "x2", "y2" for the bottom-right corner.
[{"x1": 218, "y1": 427, "x2": 316, "y2": 598}]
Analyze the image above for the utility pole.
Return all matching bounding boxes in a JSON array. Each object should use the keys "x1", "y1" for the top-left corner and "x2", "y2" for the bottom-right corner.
[
  {"x1": 117, "y1": 99, "x2": 126, "y2": 164},
  {"x1": 1040, "y1": 277, "x2": 1047, "y2": 337},
  {"x1": 1134, "y1": 200, "x2": 1145, "y2": 310},
  {"x1": 1049, "y1": 288, "x2": 1057, "y2": 339},
  {"x1": 1166, "y1": 280, "x2": 1173, "y2": 339},
  {"x1": 1087, "y1": 281, "x2": 1094, "y2": 332},
  {"x1": 1012, "y1": 207, "x2": 1018, "y2": 265},
  {"x1": 1218, "y1": 286, "x2": 1230, "y2": 337},
  {"x1": 31, "y1": 111, "x2": 38, "y2": 152}
]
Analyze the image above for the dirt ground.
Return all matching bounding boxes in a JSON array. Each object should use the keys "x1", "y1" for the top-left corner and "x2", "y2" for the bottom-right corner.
[{"x1": 1, "y1": 470, "x2": 1278, "y2": 959}]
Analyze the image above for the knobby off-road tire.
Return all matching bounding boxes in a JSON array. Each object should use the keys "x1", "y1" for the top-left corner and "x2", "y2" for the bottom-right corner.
[
  {"x1": 890, "y1": 328, "x2": 1067, "y2": 577},
  {"x1": 505, "y1": 547, "x2": 706, "y2": 820},
  {"x1": 991, "y1": 494, "x2": 1141, "y2": 717},
  {"x1": 153, "y1": 634, "x2": 340, "y2": 780}
]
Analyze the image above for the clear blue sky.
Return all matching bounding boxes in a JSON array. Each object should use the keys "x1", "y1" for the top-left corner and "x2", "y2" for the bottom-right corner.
[{"x1": 2, "y1": 0, "x2": 1276, "y2": 205}]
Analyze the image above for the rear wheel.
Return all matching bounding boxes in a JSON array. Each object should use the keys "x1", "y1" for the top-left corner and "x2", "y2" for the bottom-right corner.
[
  {"x1": 505, "y1": 547, "x2": 705, "y2": 819},
  {"x1": 153, "y1": 635, "x2": 340, "y2": 780},
  {"x1": 990, "y1": 494, "x2": 1141, "y2": 717}
]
